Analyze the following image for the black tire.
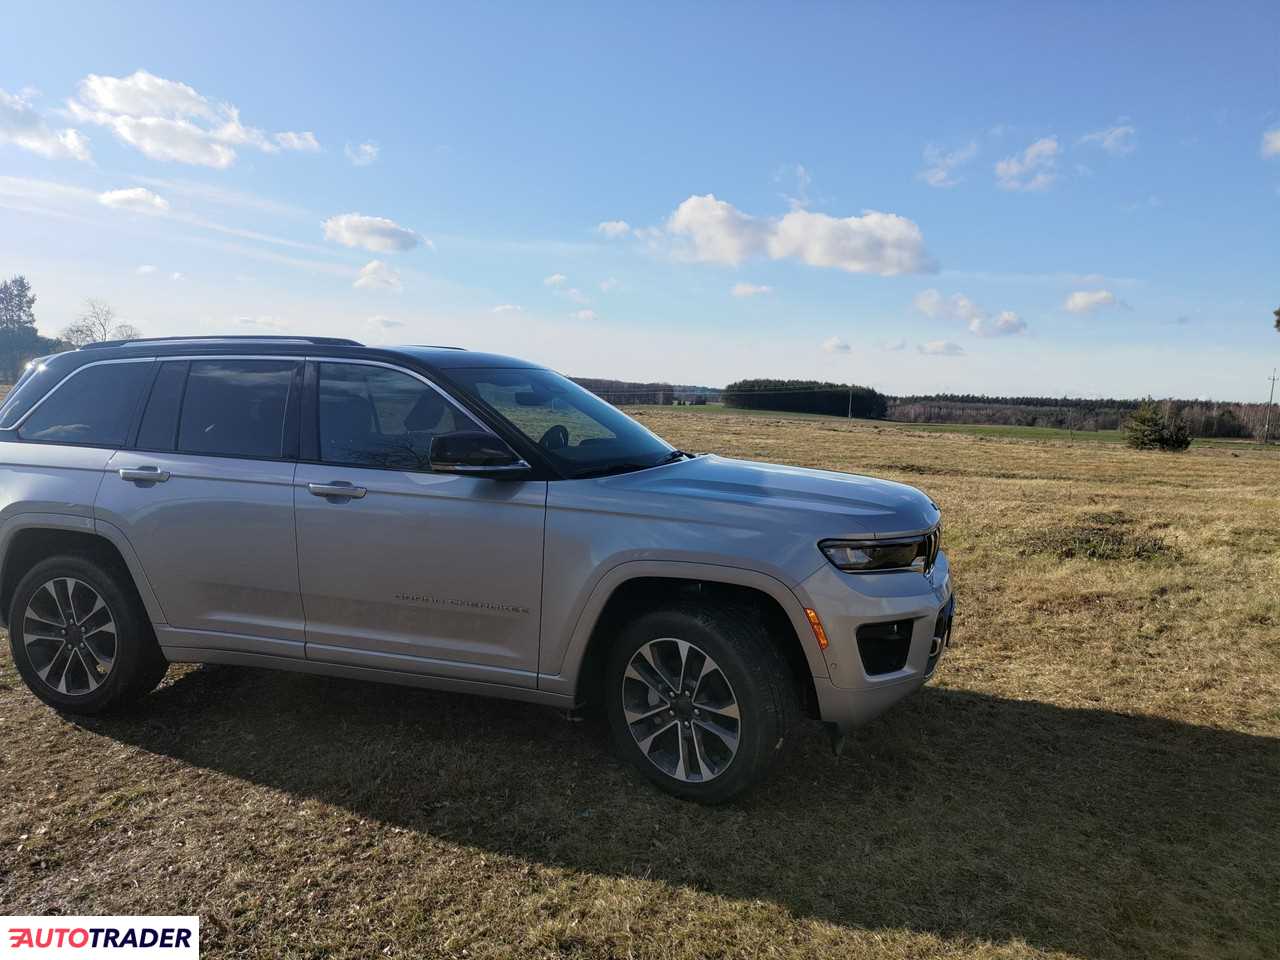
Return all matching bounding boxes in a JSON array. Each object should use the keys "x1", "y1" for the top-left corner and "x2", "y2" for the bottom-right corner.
[
  {"x1": 8, "y1": 553, "x2": 168, "y2": 715},
  {"x1": 604, "y1": 601, "x2": 799, "y2": 803}
]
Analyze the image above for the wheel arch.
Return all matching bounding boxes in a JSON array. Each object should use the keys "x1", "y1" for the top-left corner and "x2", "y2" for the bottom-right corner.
[
  {"x1": 560, "y1": 562, "x2": 826, "y2": 719},
  {"x1": 0, "y1": 517, "x2": 164, "y2": 628}
]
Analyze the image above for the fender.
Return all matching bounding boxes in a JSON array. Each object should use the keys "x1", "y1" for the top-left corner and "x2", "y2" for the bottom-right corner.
[
  {"x1": 538, "y1": 558, "x2": 829, "y2": 698},
  {"x1": 0, "y1": 512, "x2": 168, "y2": 627},
  {"x1": 92, "y1": 517, "x2": 168, "y2": 625}
]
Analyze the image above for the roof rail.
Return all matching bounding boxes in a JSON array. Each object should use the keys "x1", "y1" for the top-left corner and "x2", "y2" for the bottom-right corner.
[
  {"x1": 409, "y1": 344, "x2": 466, "y2": 350},
  {"x1": 81, "y1": 335, "x2": 364, "y2": 349}
]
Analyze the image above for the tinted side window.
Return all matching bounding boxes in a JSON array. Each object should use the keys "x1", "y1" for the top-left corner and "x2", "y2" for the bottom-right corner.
[
  {"x1": 318, "y1": 363, "x2": 468, "y2": 470},
  {"x1": 178, "y1": 360, "x2": 295, "y2": 459},
  {"x1": 17, "y1": 362, "x2": 152, "y2": 447},
  {"x1": 135, "y1": 361, "x2": 188, "y2": 451}
]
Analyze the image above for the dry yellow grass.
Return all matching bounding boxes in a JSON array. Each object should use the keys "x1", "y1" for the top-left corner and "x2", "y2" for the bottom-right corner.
[{"x1": 2, "y1": 409, "x2": 1278, "y2": 959}]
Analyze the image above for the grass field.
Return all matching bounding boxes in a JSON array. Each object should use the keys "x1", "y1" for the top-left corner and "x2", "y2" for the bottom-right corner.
[
  {"x1": 674, "y1": 402, "x2": 1269, "y2": 447},
  {"x1": 2, "y1": 409, "x2": 1278, "y2": 959}
]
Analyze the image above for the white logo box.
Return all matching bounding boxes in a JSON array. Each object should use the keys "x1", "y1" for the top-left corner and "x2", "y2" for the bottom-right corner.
[{"x1": 1, "y1": 917, "x2": 199, "y2": 958}]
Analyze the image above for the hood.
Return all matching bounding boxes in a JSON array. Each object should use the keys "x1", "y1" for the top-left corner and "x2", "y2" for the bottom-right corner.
[{"x1": 595, "y1": 454, "x2": 940, "y2": 539}]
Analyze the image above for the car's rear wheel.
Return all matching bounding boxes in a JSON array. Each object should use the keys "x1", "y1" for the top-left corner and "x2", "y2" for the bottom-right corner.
[
  {"x1": 604, "y1": 602, "x2": 799, "y2": 803},
  {"x1": 9, "y1": 554, "x2": 168, "y2": 715}
]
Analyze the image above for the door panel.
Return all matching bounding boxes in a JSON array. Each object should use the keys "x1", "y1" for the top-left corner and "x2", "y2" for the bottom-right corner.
[
  {"x1": 95, "y1": 452, "x2": 304, "y2": 654},
  {"x1": 294, "y1": 463, "x2": 547, "y2": 686}
]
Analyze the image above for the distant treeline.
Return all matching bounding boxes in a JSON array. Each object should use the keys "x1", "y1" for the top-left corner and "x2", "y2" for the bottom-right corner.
[
  {"x1": 889, "y1": 394, "x2": 1270, "y2": 439},
  {"x1": 572, "y1": 377, "x2": 722, "y2": 405},
  {"x1": 574, "y1": 376, "x2": 1271, "y2": 441},
  {"x1": 723, "y1": 379, "x2": 889, "y2": 419}
]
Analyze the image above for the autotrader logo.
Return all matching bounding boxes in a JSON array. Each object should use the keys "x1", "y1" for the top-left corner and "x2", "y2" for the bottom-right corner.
[{"x1": 0, "y1": 917, "x2": 198, "y2": 958}]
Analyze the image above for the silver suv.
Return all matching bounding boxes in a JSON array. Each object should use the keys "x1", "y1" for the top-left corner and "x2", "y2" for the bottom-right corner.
[{"x1": 0, "y1": 336, "x2": 953, "y2": 802}]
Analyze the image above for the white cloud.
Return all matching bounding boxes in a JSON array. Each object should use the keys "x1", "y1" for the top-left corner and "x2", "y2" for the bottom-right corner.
[
  {"x1": 571, "y1": 309, "x2": 598, "y2": 321},
  {"x1": 67, "y1": 69, "x2": 311, "y2": 168},
  {"x1": 599, "y1": 277, "x2": 619, "y2": 292},
  {"x1": 1080, "y1": 122, "x2": 1136, "y2": 156},
  {"x1": 664, "y1": 194, "x2": 932, "y2": 275},
  {"x1": 136, "y1": 264, "x2": 157, "y2": 275},
  {"x1": 774, "y1": 208, "x2": 933, "y2": 274},
  {"x1": 275, "y1": 131, "x2": 320, "y2": 152},
  {"x1": 170, "y1": 272, "x2": 184, "y2": 281},
  {"x1": 98, "y1": 187, "x2": 170, "y2": 213},
  {"x1": 995, "y1": 137, "x2": 1060, "y2": 191},
  {"x1": 1262, "y1": 129, "x2": 1280, "y2": 158},
  {"x1": 543, "y1": 273, "x2": 567, "y2": 287},
  {"x1": 880, "y1": 337, "x2": 908, "y2": 351},
  {"x1": 975, "y1": 310, "x2": 1027, "y2": 337},
  {"x1": 354, "y1": 259, "x2": 403, "y2": 291},
  {"x1": 1063, "y1": 289, "x2": 1116, "y2": 313},
  {"x1": 78, "y1": 70, "x2": 211, "y2": 119},
  {"x1": 821, "y1": 336, "x2": 851, "y2": 354},
  {"x1": 731, "y1": 282, "x2": 773, "y2": 297},
  {"x1": 914, "y1": 289, "x2": 982, "y2": 324},
  {"x1": 492, "y1": 304, "x2": 524, "y2": 314},
  {"x1": 366, "y1": 314, "x2": 404, "y2": 329},
  {"x1": 597, "y1": 220, "x2": 630, "y2": 237},
  {"x1": 914, "y1": 288, "x2": 1027, "y2": 337},
  {"x1": 918, "y1": 140, "x2": 978, "y2": 187},
  {"x1": 667, "y1": 194, "x2": 767, "y2": 265},
  {"x1": 323, "y1": 213, "x2": 423, "y2": 252},
  {"x1": 345, "y1": 141, "x2": 379, "y2": 166},
  {"x1": 0, "y1": 89, "x2": 91, "y2": 161},
  {"x1": 918, "y1": 340, "x2": 965, "y2": 356}
]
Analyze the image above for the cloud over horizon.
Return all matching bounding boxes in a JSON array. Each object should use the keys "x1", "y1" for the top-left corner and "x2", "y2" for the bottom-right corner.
[
  {"x1": 0, "y1": 88, "x2": 91, "y2": 161},
  {"x1": 664, "y1": 193, "x2": 934, "y2": 275},
  {"x1": 323, "y1": 213, "x2": 424, "y2": 253},
  {"x1": 67, "y1": 69, "x2": 317, "y2": 168}
]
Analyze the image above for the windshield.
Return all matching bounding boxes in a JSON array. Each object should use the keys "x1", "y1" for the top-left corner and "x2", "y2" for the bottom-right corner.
[{"x1": 444, "y1": 367, "x2": 677, "y2": 478}]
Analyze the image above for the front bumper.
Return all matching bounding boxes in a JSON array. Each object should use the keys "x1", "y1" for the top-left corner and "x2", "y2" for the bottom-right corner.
[{"x1": 799, "y1": 552, "x2": 954, "y2": 733}]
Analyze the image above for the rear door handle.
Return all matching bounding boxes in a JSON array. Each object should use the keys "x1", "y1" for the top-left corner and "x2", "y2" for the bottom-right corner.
[
  {"x1": 119, "y1": 467, "x2": 170, "y2": 483},
  {"x1": 307, "y1": 481, "x2": 367, "y2": 500}
]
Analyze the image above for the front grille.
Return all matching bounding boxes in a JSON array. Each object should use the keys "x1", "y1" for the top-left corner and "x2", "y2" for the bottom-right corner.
[{"x1": 856, "y1": 618, "x2": 914, "y2": 675}]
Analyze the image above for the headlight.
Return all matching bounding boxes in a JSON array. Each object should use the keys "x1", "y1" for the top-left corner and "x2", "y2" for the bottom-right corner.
[{"x1": 820, "y1": 528, "x2": 941, "y2": 573}]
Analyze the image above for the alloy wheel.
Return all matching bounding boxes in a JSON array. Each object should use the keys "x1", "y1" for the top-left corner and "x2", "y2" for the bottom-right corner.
[
  {"x1": 622, "y1": 637, "x2": 741, "y2": 782},
  {"x1": 22, "y1": 577, "x2": 117, "y2": 697}
]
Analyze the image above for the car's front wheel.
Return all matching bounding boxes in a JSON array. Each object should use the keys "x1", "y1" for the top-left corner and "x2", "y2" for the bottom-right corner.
[
  {"x1": 8, "y1": 554, "x2": 168, "y2": 715},
  {"x1": 604, "y1": 601, "x2": 799, "y2": 803}
]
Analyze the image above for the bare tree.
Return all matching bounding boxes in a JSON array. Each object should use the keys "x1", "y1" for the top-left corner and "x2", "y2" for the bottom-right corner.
[{"x1": 62, "y1": 299, "x2": 141, "y2": 347}]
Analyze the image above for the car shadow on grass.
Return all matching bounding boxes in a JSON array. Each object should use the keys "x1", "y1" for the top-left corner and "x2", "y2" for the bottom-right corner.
[{"x1": 86, "y1": 664, "x2": 1278, "y2": 960}]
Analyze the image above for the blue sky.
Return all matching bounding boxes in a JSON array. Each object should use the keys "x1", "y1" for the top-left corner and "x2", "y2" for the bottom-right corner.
[{"x1": 1, "y1": 1, "x2": 1277, "y2": 399}]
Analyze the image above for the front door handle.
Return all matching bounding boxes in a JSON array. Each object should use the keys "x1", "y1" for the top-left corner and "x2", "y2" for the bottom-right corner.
[
  {"x1": 308, "y1": 481, "x2": 367, "y2": 500},
  {"x1": 119, "y1": 467, "x2": 170, "y2": 483}
]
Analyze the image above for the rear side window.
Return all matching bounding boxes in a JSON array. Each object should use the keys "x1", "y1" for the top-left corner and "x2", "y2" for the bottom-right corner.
[
  {"x1": 178, "y1": 360, "x2": 296, "y2": 459},
  {"x1": 135, "y1": 360, "x2": 188, "y2": 451},
  {"x1": 17, "y1": 362, "x2": 152, "y2": 447}
]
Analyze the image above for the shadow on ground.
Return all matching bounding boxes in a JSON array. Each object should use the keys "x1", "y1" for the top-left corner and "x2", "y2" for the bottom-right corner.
[{"x1": 86, "y1": 665, "x2": 1279, "y2": 959}]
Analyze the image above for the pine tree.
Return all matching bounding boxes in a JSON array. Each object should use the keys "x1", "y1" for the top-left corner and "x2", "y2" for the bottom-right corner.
[
  {"x1": 0, "y1": 276, "x2": 55, "y2": 382},
  {"x1": 0, "y1": 275, "x2": 37, "y2": 330},
  {"x1": 1125, "y1": 400, "x2": 1165, "y2": 449}
]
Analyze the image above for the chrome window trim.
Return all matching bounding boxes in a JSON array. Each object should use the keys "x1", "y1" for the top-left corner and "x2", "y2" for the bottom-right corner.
[
  {"x1": 8, "y1": 353, "x2": 516, "y2": 468},
  {"x1": 305, "y1": 355, "x2": 494, "y2": 436},
  {"x1": 9, "y1": 357, "x2": 157, "y2": 433}
]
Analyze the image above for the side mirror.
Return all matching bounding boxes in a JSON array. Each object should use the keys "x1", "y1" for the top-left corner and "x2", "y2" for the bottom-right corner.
[{"x1": 429, "y1": 431, "x2": 530, "y2": 478}]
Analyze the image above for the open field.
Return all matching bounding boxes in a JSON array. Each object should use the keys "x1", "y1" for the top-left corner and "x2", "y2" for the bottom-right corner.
[
  {"x1": 673, "y1": 402, "x2": 1272, "y2": 447},
  {"x1": 2, "y1": 409, "x2": 1278, "y2": 959}
]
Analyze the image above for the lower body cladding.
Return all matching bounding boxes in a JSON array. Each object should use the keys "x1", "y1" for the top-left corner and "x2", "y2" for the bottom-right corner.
[{"x1": 799, "y1": 551, "x2": 954, "y2": 734}]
